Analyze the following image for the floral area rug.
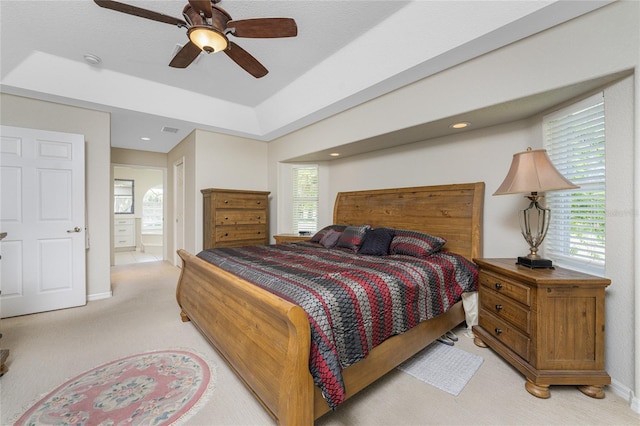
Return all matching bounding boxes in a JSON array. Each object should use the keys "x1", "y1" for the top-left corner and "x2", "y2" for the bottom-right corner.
[{"x1": 15, "y1": 350, "x2": 214, "y2": 425}]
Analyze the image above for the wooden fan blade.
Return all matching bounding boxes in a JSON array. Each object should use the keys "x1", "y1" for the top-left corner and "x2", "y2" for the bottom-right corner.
[
  {"x1": 224, "y1": 41, "x2": 268, "y2": 78},
  {"x1": 94, "y1": 0, "x2": 187, "y2": 27},
  {"x1": 188, "y1": 0, "x2": 213, "y2": 18},
  {"x1": 227, "y1": 18, "x2": 297, "y2": 38},
  {"x1": 169, "y1": 41, "x2": 202, "y2": 68}
]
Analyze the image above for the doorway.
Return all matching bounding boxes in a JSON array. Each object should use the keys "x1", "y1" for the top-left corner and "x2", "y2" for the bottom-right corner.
[{"x1": 112, "y1": 165, "x2": 166, "y2": 265}]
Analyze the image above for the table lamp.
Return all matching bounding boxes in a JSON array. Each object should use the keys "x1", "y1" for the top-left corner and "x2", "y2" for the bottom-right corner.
[{"x1": 494, "y1": 147, "x2": 579, "y2": 268}]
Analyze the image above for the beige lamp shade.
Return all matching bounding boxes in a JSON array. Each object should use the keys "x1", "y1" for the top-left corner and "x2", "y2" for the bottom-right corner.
[{"x1": 494, "y1": 148, "x2": 578, "y2": 195}]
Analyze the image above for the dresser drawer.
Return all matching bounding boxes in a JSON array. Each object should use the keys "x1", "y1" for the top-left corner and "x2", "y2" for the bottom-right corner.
[
  {"x1": 214, "y1": 193, "x2": 268, "y2": 209},
  {"x1": 215, "y1": 225, "x2": 267, "y2": 243},
  {"x1": 479, "y1": 308, "x2": 531, "y2": 361},
  {"x1": 479, "y1": 270, "x2": 531, "y2": 306},
  {"x1": 480, "y1": 288, "x2": 530, "y2": 333},
  {"x1": 214, "y1": 209, "x2": 266, "y2": 225}
]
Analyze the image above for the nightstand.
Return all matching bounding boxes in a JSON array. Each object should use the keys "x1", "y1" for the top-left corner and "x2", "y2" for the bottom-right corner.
[
  {"x1": 472, "y1": 258, "x2": 610, "y2": 399},
  {"x1": 273, "y1": 234, "x2": 311, "y2": 244}
]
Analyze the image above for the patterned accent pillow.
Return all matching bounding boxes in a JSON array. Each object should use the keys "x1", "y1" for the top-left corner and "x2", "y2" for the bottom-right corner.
[
  {"x1": 358, "y1": 228, "x2": 395, "y2": 256},
  {"x1": 336, "y1": 225, "x2": 371, "y2": 252},
  {"x1": 389, "y1": 229, "x2": 446, "y2": 257},
  {"x1": 319, "y1": 228, "x2": 341, "y2": 248},
  {"x1": 310, "y1": 225, "x2": 347, "y2": 243}
]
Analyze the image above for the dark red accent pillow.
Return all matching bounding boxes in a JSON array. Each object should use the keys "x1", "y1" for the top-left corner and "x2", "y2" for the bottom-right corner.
[
  {"x1": 389, "y1": 229, "x2": 446, "y2": 257},
  {"x1": 310, "y1": 225, "x2": 347, "y2": 243},
  {"x1": 336, "y1": 225, "x2": 371, "y2": 252},
  {"x1": 319, "y1": 228, "x2": 341, "y2": 248}
]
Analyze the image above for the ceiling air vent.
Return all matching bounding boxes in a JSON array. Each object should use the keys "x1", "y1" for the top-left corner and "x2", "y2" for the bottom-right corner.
[{"x1": 161, "y1": 126, "x2": 179, "y2": 134}]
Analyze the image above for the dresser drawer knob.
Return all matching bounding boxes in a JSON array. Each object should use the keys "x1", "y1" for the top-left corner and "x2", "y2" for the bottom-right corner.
[
  {"x1": 257, "y1": 231, "x2": 261, "y2": 234},
  {"x1": 224, "y1": 233, "x2": 228, "y2": 237},
  {"x1": 224, "y1": 200, "x2": 229, "y2": 204},
  {"x1": 495, "y1": 304, "x2": 503, "y2": 311},
  {"x1": 495, "y1": 283, "x2": 503, "y2": 290},
  {"x1": 224, "y1": 216, "x2": 228, "y2": 220},
  {"x1": 494, "y1": 328, "x2": 503, "y2": 335},
  {"x1": 256, "y1": 201, "x2": 261, "y2": 205},
  {"x1": 257, "y1": 216, "x2": 261, "y2": 219}
]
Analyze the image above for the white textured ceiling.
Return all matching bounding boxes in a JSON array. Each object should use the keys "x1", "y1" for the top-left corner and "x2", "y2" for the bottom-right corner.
[{"x1": 1, "y1": 1, "x2": 613, "y2": 153}]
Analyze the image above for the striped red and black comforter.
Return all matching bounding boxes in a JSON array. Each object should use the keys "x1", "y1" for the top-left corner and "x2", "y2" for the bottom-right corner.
[{"x1": 197, "y1": 242, "x2": 478, "y2": 409}]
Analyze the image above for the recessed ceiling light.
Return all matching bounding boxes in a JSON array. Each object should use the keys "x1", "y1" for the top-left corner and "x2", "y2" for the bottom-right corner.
[
  {"x1": 449, "y1": 122, "x2": 471, "y2": 129},
  {"x1": 329, "y1": 152, "x2": 340, "y2": 157},
  {"x1": 83, "y1": 53, "x2": 102, "y2": 66},
  {"x1": 141, "y1": 137, "x2": 151, "y2": 141}
]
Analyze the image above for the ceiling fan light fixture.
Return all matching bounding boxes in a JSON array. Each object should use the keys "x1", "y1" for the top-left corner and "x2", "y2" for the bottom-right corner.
[{"x1": 188, "y1": 26, "x2": 228, "y2": 53}]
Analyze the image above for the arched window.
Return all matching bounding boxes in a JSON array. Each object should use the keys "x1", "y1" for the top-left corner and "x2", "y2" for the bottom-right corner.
[{"x1": 142, "y1": 185, "x2": 163, "y2": 233}]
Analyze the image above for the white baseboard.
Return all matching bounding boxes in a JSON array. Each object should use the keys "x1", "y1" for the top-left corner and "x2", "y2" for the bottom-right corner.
[
  {"x1": 610, "y1": 378, "x2": 639, "y2": 414},
  {"x1": 87, "y1": 291, "x2": 112, "y2": 302}
]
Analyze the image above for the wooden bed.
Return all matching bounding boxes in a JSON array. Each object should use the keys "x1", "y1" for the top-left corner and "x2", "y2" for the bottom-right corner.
[{"x1": 176, "y1": 182, "x2": 484, "y2": 425}]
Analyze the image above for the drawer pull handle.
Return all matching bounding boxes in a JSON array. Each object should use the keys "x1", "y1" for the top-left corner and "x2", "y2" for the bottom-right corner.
[
  {"x1": 224, "y1": 200, "x2": 229, "y2": 204},
  {"x1": 494, "y1": 328, "x2": 503, "y2": 335},
  {"x1": 495, "y1": 283, "x2": 503, "y2": 290},
  {"x1": 257, "y1": 216, "x2": 261, "y2": 219},
  {"x1": 256, "y1": 201, "x2": 261, "y2": 204},
  {"x1": 224, "y1": 233, "x2": 228, "y2": 237},
  {"x1": 495, "y1": 304, "x2": 503, "y2": 311},
  {"x1": 224, "y1": 216, "x2": 228, "y2": 220},
  {"x1": 257, "y1": 231, "x2": 261, "y2": 234}
]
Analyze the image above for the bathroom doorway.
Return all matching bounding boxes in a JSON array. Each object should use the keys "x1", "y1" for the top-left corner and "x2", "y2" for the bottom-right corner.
[{"x1": 113, "y1": 165, "x2": 166, "y2": 265}]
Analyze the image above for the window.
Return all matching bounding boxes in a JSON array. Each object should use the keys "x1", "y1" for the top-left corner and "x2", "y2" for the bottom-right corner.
[
  {"x1": 142, "y1": 186, "x2": 163, "y2": 233},
  {"x1": 292, "y1": 165, "x2": 318, "y2": 234},
  {"x1": 114, "y1": 179, "x2": 134, "y2": 214},
  {"x1": 543, "y1": 93, "x2": 605, "y2": 275}
]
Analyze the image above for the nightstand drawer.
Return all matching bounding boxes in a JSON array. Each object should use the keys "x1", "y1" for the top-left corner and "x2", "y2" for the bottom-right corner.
[
  {"x1": 479, "y1": 270, "x2": 531, "y2": 306},
  {"x1": 480, "y1": 288, "x2": 530, "y2": 333},
  {"x1": 479, "y1": 308, "x2": 530, "y2": 361}
]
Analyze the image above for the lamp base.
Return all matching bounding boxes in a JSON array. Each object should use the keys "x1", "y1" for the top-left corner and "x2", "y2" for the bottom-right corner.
[{"x1": 516, "y1": 256, "x2": 554, "y2": 269}]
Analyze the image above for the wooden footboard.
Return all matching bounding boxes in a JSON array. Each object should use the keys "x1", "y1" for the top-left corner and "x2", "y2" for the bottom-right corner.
[{"x1": 176, "y1": 249, "x2": 315, "y2": 425}]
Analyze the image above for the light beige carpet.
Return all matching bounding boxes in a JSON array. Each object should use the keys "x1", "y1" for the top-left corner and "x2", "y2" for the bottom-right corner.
[{"x1": 1, "y1": 261, "x2": 639, "y2": 425}]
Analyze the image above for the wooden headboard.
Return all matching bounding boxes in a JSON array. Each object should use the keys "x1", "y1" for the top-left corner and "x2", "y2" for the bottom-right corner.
[{"x1": 333, "y1": 182, "x2": 485, "y2": 261}]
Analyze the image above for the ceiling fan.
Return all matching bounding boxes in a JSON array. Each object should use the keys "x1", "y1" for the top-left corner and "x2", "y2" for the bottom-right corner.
[{"x1": 93, "y1": 0, "x2": 297, "y2": 78}]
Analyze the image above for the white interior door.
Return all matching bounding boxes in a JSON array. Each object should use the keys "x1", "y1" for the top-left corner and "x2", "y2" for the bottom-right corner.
[
  {"x1": 173, "y1": 158, "x2": 185, "y2": 267},
  {"x1": 1, "y1": 126, "x2": 86, "y2": 318}
]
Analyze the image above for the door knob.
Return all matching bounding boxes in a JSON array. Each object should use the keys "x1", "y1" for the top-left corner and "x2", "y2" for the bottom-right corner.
[{"x1": 67, "y1": 227, "x2": 82, "y2": 233}]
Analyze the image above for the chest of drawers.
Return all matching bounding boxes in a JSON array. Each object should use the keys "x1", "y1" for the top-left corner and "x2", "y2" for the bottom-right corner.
[
  {"x1": 472, "y1": 258, "x2": 610, "y2": 399},
  {"x1": 202, "y1": 188, "x2": 270, "y2": 249}
]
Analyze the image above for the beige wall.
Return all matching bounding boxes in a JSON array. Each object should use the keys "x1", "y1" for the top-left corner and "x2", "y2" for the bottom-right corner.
[
  {"x1": 1, "y1": 93, "x2": 112, "y2": 300},
  {"x1": 112, "y1": 147, "x2": 167, "y2": 168}
]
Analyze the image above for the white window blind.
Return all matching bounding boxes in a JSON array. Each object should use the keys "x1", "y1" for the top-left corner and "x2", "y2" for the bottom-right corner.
[
  {"x1": 292, "y1": 165, "x2": 318, "y2": 233},
  {"x1": 543, "y1": 93, "x2": 605, "y2": 275}
]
